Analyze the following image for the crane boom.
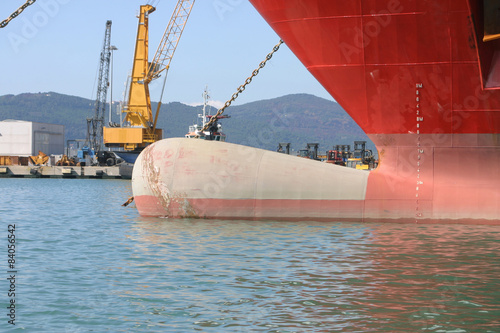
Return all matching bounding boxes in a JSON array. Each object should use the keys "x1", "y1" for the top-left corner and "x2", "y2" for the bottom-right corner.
[
  {"x1": 147, "y1": 0, "x2": 195, "y2": 82},
  {"x1": 88, "y1": 20, "x2": 112, "y2": 152}
]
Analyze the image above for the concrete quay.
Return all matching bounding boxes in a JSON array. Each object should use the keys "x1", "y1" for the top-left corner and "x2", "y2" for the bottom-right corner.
[{"x1": 0, "y1": 164, "x2": 133, "y2": 179}]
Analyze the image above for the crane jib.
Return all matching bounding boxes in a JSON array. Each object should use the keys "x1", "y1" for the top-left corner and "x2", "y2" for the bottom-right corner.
[{"x1": 147, "y1": 0, "x2": 195, "y2": 82}]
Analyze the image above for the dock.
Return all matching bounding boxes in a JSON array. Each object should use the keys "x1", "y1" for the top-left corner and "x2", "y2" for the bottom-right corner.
[{"x1": 0, "y1": 164, "x2": 133, "y2": 179}]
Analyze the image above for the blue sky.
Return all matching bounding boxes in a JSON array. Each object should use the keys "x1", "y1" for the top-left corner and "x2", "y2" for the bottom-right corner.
[{"x1": 1, "y1": 0, "x2": 332, "y2": 107}]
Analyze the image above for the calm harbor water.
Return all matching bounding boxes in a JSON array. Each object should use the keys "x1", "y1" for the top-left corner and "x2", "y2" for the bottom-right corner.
[{"x1": 1, "y1": 178, "x2": 499, "y2": 332}]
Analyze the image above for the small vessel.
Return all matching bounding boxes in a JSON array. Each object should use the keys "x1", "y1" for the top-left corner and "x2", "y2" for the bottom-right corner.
[
  {"x1": 132, "y1": 0, "x2": 500, "y2": 224},
  {"x1": 184, "y1": 87, "x2": 229, "y2": 142}
]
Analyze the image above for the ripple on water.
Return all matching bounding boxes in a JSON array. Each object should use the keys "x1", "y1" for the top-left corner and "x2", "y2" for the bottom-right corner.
[{"x1": 1, "y1": 179, "x2": 499, "y2": 332}]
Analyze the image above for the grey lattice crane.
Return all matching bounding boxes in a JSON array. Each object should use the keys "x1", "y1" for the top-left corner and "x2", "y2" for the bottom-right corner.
[{"x1": 87, "y1": 20, "x2": 112, "y2": 152}]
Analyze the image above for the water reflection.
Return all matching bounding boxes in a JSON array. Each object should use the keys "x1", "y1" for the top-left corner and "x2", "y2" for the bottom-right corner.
[
  {"x1": 4, "y1": 178, "x2": 498, "y2": 331},
  {"x1": 121, "y1": 220, "x2": 500, "y2": 332},
  {"x1": 358, "y1": 225, "x2": 500, "y2": 331}
]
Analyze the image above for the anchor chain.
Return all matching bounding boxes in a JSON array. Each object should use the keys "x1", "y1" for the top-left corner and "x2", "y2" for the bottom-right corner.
[
  {"x1": 1, "y1": 0, "x2": 37, "y2": 29},
  {"x1": 200, "y1": 39, "x2": 284, "y2": 133}
]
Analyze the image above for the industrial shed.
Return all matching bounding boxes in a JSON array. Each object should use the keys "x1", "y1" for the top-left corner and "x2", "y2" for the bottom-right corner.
[{"x1": 0, "y1": 120, "x2": 64, "y2": 156}]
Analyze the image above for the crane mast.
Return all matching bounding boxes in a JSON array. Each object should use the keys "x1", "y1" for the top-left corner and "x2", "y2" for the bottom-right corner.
[
  {"x1": 122, "y1": 5, "x2": 155, "y2": 131},
  {"x1": 103, "y1": 1, "x2": 195, "y2": 153},
  {"x1": 88, "y1": 20, "x2": 112, "y2": 152}
]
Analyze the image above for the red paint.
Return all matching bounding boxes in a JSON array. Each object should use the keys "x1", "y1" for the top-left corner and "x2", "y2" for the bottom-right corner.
[
  {"x1": 135, "y1": 195, "x2": 167, "y2": 217},
  {"x1": 135, "y1": 194, "x2": 499, "y2": 225},
  {"x1": 249, "y1": 0, "x2": 500, "y2": 134}
]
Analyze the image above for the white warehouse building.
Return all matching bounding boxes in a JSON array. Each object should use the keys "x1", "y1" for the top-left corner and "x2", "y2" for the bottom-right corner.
[{"x1": 0, "y1": 120, "x2": 65, "y2": 156}]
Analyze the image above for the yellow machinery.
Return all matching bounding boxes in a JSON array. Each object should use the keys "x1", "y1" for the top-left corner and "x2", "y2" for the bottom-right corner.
[
  {"x1": 29, "y1": 151, "x2": 49, "y2": 166},
  {"x1": 104, "y1": 1, "x2": 195, "y2": 151},
  {"x1": 346, "y1": 158, "x2": 370, "y2": 170}
]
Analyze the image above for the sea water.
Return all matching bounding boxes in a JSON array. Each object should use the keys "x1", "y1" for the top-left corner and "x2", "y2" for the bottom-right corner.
[{"x1": 0, "y1": 178, "x2": 499, "y2": 332}]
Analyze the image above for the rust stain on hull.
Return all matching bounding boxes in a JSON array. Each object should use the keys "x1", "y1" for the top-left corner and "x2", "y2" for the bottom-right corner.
[{"x1": 141, "y1": 144, "x2": 198, "y2": 218}]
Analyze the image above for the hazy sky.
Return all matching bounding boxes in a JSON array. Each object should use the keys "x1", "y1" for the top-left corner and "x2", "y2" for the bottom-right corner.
[{"x1": 1, "y1": 0, "x2": 332, "y2": 107}]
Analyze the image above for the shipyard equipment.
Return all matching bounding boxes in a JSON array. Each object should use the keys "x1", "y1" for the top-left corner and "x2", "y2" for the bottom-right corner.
[
  {"x1": 76, "y1": 146, "x2": 95, "y2": 166},
  {"x1": 346, "y1": 141, "x2": 376, "y2": 170},
  {"x1": 277, "y1": 143, "x2": 291, "y2": 154},
  {"x1": 29, "y1": 151, "x2": 49, "y2": 166},
  {"x1": 326, "y1": 144, "x2": 351, "y2": 165},
  {"x1": 78, "y1": 20, "x2": 117, "y2": 166},
  {"x1": 340, "y1": 145, "x2": 351, "y2": 161},
  {"x1": 103, "y1": 0, "x2": 195, "y2": 153},
  {"x1": 298, "y1": 143, "x2": 320, "y2": 160},
  {"x1": 55, "y1": 155, "x2": 75, "y2": 166},
  {"x1": 326, "y1": 147, "x2": 345, "y2": 165},
  {"x1": 87, "y1": 20, "x2": 112, "y2": 154}
]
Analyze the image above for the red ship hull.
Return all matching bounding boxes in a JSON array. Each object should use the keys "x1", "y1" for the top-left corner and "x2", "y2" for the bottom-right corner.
[
  {"x1": 131, "y1": 0, "x2": 500, "y2": 224},
  {"x1": 246, "y1": 0, "x2": 500, "y2": 222}
]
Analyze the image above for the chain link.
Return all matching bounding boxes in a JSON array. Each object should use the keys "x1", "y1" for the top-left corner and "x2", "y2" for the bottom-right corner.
[
  {"x1": 200, "y1": 39, "x2": 284, "y2": 133},
  {"x1": 1, "y1": 0, "x2": 37, "y2": 29}
]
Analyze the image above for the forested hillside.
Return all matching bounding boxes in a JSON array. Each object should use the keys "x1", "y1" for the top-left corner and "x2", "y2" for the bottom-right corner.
[{"x1": 0, "y1": 92, "x2": 373, "y2": 153}]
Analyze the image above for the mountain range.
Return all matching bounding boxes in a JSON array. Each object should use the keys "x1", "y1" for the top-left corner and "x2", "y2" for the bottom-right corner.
[{"x1": 0, "y1": 92, "x2": 373, "y2": 154}]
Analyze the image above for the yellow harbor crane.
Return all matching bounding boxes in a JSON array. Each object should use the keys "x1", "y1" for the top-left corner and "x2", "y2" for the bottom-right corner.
[{"x1": 103, "y1": 1, "x2": 195, "y2": 154}]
